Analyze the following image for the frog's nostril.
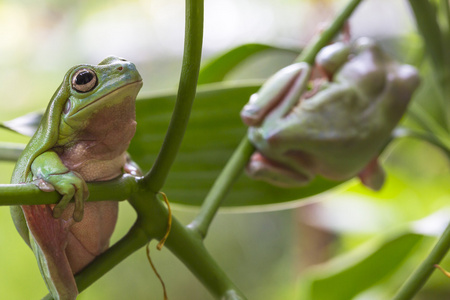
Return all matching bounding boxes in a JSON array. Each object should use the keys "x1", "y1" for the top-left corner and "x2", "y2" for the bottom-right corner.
[{"x1": 117, "y1": 66, "x2": 123, "y2": 71}]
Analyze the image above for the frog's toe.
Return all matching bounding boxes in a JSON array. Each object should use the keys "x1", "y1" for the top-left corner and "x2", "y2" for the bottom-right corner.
[
  {"x1": 51, "y1": 171, "x2": 88, "y2": 221},
  {"x1": 53, "y1": 191, "x2": 74, "y2": 219},
  {"x1": 73, "y1": 182, "x2": 88, "y2": 222},
  {"x1": 247, "y1": 153, "x2": 311, "y2": 187},
  {"x1": 33, "y1": 178, "x2": 56, "y2": 192},
  {"x1": 73, "y1": 207, "x2": 84, "y2": 222}
]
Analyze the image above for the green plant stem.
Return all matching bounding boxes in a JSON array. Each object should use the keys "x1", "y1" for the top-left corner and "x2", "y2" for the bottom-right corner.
[
  {"x1": 188, "y1": 137, "x2": 253, "y2": 239},
  {"x1": 408, "y1": 104, "x2": 450, "y2": 149},
  {"x1": 133, "y1": 191, "x2": 246, "y2": 299},
  {"x1": 0, "y1": 174, "x2": 137, "y2": 206},
  {"x1": 441, "y1": 0, "x2": 450, "y2": 46},
  {"x1": 409, "y1": 0, "x2": 450, "y2": 131},
  {"x1": 142, "y1": 0, "x2": 204, "y2": 192},
  {"x1": 0, "y1": 143, "x2": 25, "y2": 161},
  {"x1": 188, "y1": 0, "x2": 365, "y2": 239},
  {"x1": 296, "y1": 0, "x2": 364, "y2": 65},
  {"x1": 166, "y1": 214, "x2": 246, "y2": 299},
  {"x1": 393, "y1": 222, "x2": 450, "y2": 300},
  {"x1": 408, "y1": 0, "x2": 445, "y2": 74}
]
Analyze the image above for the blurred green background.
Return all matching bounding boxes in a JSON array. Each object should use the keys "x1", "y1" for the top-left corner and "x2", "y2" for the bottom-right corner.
[{"x1": 0, "y1": 0, "x2": 449, "y2": 299}]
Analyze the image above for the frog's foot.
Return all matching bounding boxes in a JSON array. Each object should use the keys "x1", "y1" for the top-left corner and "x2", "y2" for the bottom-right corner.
[
  {"x1": 124, "y1": 153, "x2": 143, "y2": 176},
  {"x1": 33, "y1": 178, "x2": 56, "y2": 192},
  {"x1": 303, "y1": 77, "x2": 328, "y2": 99},
  {"x1": 37, "y1": 171, "x2": 89, "y2": 222},
  {"x1": 247, "y1": 152, "x2": 311, "y2": 187},
  {"x1": 241, "y1": 63, "x2": 310, "y2": 126},
  {"x1": 341, "y1": 21, "x2": 351, "y2": 43},
  {"x1": 358, "y1": 157, "x2": 385, "y2": 191}
]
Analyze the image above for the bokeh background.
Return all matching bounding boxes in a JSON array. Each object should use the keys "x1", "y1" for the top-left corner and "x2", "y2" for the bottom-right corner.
[{"x1": 0, "y1": 0, "x2": 449, "y2": 299}]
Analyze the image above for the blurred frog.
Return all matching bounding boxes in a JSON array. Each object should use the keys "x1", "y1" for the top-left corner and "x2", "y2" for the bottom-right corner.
[{"x1": 241, "y1": 38, "x2": 420, "y2": 190}]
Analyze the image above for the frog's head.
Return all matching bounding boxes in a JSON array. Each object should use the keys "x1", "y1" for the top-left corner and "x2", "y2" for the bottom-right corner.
[{"x1": 56, "y1": 56, "x2": 143, "y2": 145}]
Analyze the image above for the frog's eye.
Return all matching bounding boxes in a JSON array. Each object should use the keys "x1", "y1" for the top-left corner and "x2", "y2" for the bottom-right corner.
[{"x1": 72, "y1": 69, "x2": 97, "y2": 93}]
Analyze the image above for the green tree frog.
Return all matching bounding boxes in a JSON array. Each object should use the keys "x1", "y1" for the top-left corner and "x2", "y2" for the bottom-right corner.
[
  {"x1": 10, "y1": 56, "x2": 143, "y2": 299},
  {"x1": 241, "y1": 38, "x2": 420, "y2": 190}
]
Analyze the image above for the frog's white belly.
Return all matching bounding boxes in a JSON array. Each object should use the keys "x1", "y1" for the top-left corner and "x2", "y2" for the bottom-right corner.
[{"x1": 72, "y1": 152, "x2": 126, "y2": 182}]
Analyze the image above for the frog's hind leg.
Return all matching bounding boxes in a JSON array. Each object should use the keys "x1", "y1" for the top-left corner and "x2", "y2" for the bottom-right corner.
[
  {"x1": 21, "y1": 204, "x2": 78, "y2": 299},
  {"x1": 357, "y1": 157, "x2": 385, "y2": 191}
]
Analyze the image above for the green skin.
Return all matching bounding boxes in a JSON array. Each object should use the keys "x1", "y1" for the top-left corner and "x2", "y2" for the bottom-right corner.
[
  {"x1": 10, "y1": 56, "x2": 142, "y2": 300},
  {"x1": 241, "y1": 38, "x2": 420, "y2": 190}
]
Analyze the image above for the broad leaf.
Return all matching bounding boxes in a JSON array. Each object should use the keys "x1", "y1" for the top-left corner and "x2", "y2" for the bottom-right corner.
[
  {"x1": 0, "y1": 112, "x2": 43, "y2": 137},
  {"x1": 198, "y1": 43, "x2": 300, "y2": 85},
  {"x1": 299, "y1": 233, "x2": 424, "y2": 300}
]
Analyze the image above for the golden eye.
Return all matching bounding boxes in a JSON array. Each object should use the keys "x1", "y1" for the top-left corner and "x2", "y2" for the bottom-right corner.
[{"x1": 72, "y1": 69, "x2": 97, "y2": 93}]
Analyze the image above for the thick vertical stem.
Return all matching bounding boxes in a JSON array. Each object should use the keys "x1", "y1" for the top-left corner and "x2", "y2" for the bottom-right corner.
[
  {"x1": 409, "y1": 0, "x2": 450, "y2": 131},
  {"x1": 143, "y1": 0, "x2": 204, "y2": 191}
]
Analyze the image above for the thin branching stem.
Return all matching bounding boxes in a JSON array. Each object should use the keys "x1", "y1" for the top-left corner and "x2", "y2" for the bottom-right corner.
[
  {"x1": 296, "y1": 0, "x2": 364, "y2": 65},
  {"x1": 393, "y1": 222, "x2": 450, "y2": 300}
]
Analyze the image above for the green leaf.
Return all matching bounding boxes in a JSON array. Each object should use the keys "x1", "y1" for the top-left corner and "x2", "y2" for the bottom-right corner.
[
  {"x1": 130, "y1": 81, "x2": 341, "y2": 207},
  {"x1": 299, "y1": 233, "x2": 424, "y2": 300},
  {"x1": 198, "y1": 43, "x2": 300, "y2": 85}
]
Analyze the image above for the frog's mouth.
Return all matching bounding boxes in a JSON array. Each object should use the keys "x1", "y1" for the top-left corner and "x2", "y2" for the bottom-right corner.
[{"x1": 74, "y1": 80, "x2": 143, "y2": 116}]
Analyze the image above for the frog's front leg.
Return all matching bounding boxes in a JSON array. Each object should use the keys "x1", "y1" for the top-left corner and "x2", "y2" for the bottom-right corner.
[
  {"x1": 31, "y1": 150, "x2": 89, "y2": 222},
  {"x1": 241, "y1": 63, "x2": 311, "y2": 126},
  {"x1": 247, "y1": 152, "x2": 313, "y2": 187},
  {"x1": 123, "y1": 152, "x2": 143, "y2": 176}
]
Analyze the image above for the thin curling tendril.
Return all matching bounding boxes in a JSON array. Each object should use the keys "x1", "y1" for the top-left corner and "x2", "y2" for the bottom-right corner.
[
  {"x1": 157, "y1": 191, "x2": 172, "y2": 250},
  {"x1": 435, "y1": 264, "x2": 450, "y2": 278},
  {"x1": 146, "y1": 243, "x2": 168, "y2": 300},
  {"x1": 144, "y1": 192, "x2": 172, "y2": 300}
]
